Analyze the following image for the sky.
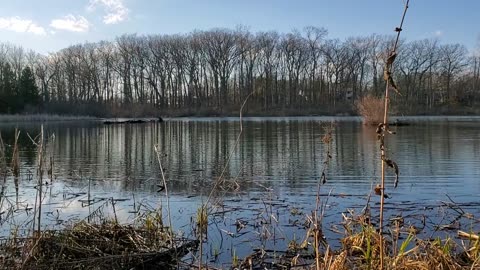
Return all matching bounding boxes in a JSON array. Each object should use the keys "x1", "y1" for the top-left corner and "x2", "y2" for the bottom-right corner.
[{"x1": 0, "y1": 0, "x2": 478, "y2": 54}]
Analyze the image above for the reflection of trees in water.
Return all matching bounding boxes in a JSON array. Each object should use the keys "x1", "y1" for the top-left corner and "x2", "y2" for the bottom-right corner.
[{"x1": 1, "y1": 119, "x2": 479, "y2": 196}]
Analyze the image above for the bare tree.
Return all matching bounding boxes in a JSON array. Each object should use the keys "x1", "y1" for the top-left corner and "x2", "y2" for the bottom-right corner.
[
  {"x1": 438, "y1": 43, "x2": 467, "y2": 104},
  {"x1": 201, "y1": 29, "x2": 240, "y2": 109},
  {"x1": 397, "y1": 39, "x2": 439, "y2": 108},
  {"x1": 304, "y1": 26, "x2": 327, "y2": 105},
  {"x1": 1, "y1": 27, "x2": 478, "y2": 116}
]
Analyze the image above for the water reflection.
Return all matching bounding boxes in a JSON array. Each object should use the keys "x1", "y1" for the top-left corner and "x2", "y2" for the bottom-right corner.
[{"x1": 1, "y1": 117, "x2": 479, "y2": 198}]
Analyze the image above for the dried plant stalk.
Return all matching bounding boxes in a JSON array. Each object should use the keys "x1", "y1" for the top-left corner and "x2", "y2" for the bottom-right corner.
[
  {"x1": 378, "y1": 1, "x2": 410, "y2": 269},
  {"x1": 11, "y1": 129, "x2": 21, "y2": 177}
]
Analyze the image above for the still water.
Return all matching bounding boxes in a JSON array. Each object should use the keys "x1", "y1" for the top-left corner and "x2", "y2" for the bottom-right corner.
[{"x1": 1, "y1": 116, "x2": 479, "y2": 266}]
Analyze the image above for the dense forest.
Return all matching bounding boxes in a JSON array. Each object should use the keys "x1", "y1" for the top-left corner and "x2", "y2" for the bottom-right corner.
[{"x1": 1, "y1": 27, "x2": 479, "y2": 116}]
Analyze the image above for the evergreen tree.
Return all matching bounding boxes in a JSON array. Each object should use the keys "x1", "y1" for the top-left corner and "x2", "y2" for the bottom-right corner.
[
  {"x1": 18, "y1": 66, "x2": 40, "y2": 110},
  {"x1": 0, "y1": 63, "x2": 18, "y2": 113}
]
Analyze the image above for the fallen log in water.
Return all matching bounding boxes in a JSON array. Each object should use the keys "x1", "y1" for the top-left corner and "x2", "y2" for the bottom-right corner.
[{"x1": 103, "y1": 117, "x2": 163, "y2": 125}]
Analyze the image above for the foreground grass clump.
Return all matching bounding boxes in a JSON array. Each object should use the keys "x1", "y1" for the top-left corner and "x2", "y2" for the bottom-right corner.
[
  {"x1": 356, "y1": 96, "x2": 385, "y2": 125},
  {"x1": 340, "y1": 216, "x2": 477, "y2": 270},
  {"x1": 0, "y1": 220, "x2": 198, "y2": 270},
  {"x1": 235, "y1": 211, "x2": 480, "y2": 270}
]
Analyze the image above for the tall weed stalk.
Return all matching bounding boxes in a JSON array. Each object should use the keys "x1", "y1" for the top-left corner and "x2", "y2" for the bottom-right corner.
[
  {"x1": 0, "y1": 132, "x2": 7, "y2": 182},
  {"x1": 30, "y1": 125, "x2": 46, "y2": 235},
  {"x1": 313, "y1": 123, "x2": 334, "y2": 269},
  {"x1": 11, "y1": 129, "x2": 20, "y2": 178},
  {"x1": 197, "y1": 92, "x2": 254, "y2": 268},
  {"x1": 378, "y1": 1, "x2": 409, "y2": 268},
  {"x1": 154, "y1": 145, "x2": 174, "y2": 245}
]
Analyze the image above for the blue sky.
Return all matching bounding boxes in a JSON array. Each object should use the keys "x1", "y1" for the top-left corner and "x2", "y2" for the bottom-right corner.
[{"x1": 0, "y1": 0, "x2": 478, "y2": 54}]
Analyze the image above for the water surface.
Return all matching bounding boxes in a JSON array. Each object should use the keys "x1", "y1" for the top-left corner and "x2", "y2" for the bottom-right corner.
[{"x1": 1, "y1": 116, "x2": 479, "y2": 266}]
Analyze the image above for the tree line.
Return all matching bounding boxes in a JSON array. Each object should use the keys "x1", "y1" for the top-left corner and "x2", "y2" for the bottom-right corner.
[
  {"x1": 0, "y1": 61, "x2": 40, "y2": 113},
  {"x1": 1, "y1": 27, "x2": 479, "y2": 116}
]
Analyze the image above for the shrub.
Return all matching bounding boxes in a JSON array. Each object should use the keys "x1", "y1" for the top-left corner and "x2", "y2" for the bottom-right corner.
[{"x1": 356, "y1": 96, "x2": 385, "y2": 125}]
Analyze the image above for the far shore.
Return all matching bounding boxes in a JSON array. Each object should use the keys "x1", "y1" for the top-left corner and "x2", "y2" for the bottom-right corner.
[
  {"x1": 2, "y1": 113, "x2": 480, "y2": 124},
  {"x1": 0, "y1": 113, "x2": 97, "y2": 123}
]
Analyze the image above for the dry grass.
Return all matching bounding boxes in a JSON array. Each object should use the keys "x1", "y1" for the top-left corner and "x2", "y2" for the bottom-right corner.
[
  {"x1": 333, "y1": 212, "x2": 477, "y2": 270},
  {"x1": 1, "y1": 220, "x2": 198, "y2": 270},
  {"x1": 237, "y1": 206, "x2": 480, "y2": 270},
  {"x1": 356, "y1": 96, "x2": 385, "y2": 125}
]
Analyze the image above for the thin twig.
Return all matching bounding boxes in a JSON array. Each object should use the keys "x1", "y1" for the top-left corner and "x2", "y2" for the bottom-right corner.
[
  {"x1": 313, "y1": 123, "x2": 334, "y2": 270},
  {"x1": 198, "y1": 91, "x2": 254, "y2": 269},
  {"x1": 154, "y1": 144, "x2": 174, "y2": 246},
  {"x1": 37, "y1": 125, "x2": 44, "y2": 234},
  {"x1": 205, "y1": 91, "x2": 253, "y2": 206}
]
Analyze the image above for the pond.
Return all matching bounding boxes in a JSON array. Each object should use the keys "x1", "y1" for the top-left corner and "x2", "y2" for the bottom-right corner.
[{"x1": 1, "y1": 116, "x2": 479, "y2": 268}]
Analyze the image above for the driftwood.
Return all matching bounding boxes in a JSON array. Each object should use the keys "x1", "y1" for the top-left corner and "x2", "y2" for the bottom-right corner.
[{"x1": 457, "y1": 230, "x2": 479, "y2": 240}]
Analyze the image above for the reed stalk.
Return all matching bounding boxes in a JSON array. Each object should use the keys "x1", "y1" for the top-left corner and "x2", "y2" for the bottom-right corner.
[
  {"x1": 47, "y1": 134, "x2": 55, "y2": 179},
  {"x1": 36, "y1": 125, "x2": 45, "y2": 234},
  {"x1": 313, "y1": 123, "x2": 334, "y2": 270},
  {"x1": 11, "y1": 129, "x2": 20, "y2": 178},
  {"x1": 196, "y1": 92, "x2": 253, "y2": 269},
  {"x1": 0, "y1": 132, "x2": 7, "y2": 182},
  {"x1": 205, "y1": 92, "x2": 253, "y2": 206},
  {"x1": 154, "y1": 145, "x2": 174, "y2": 246},
  {"x1": 379, "y1": 1, "x2": 409, "y2": 268}
]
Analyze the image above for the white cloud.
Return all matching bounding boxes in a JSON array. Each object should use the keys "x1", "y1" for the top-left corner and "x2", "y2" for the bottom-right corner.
[
  {"x1": 28, "y1": 24, "x2": 47, "y2": 35},
  {"x1": 88, "y1": 0, "x2": 129, "y2": 24},
  {"x1": 0, "y1": 17, "x2": 46, "y2": 35},
  {"x1": 50, "y1": 15, "x2": 90, "y2": 32},
  {"x1": 434, "y1": 30, "x2": 443, "y2": 37}
]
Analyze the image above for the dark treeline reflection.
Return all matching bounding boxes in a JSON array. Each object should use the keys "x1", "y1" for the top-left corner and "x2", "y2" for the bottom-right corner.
[{"x1": 1, "y1": 118, "x2": 479, "y2": 199}]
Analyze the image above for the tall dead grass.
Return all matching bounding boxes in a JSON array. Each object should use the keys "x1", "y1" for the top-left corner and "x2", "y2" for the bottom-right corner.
[{"x1": 356, "y1": 96, "x2": 385, "y2": 125}]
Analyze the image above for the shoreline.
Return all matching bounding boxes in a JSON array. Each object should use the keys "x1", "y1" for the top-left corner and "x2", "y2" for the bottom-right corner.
[
  {"x1": 2, "y1": 113, "x2": 480, "y2": 124},
  {"x1": 0, "y1": 113, "x2": 97, "y2": 123}
]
